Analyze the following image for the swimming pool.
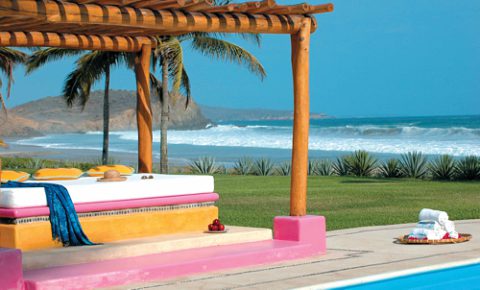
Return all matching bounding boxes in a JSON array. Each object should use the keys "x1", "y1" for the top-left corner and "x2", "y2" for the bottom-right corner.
[
  {"x1": 333, "y1": 262, "x2": 480, "y2": 289},
  {"x1": 297, "y1": 259, "x2": 480, "y2": 290}
]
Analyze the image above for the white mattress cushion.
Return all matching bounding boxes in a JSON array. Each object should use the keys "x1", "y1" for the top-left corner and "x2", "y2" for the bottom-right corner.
[{"x1": 0, "y1": 174, "x2": 214, "y2": 208}]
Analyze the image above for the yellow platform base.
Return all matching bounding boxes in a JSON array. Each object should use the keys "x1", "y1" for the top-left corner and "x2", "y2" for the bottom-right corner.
[{"x1": 0, "y1": 206, "x2": 218, "y2": 251}]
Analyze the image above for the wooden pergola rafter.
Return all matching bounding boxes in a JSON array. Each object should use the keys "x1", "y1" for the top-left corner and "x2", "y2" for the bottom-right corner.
[{"x1": 0, "y1": 0, "x2": 333, "y2": 216}]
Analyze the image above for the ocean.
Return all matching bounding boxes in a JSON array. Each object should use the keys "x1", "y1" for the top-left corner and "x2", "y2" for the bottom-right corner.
[{"x1": 12, "y1": 115, "x2": 480, "y2": 166}]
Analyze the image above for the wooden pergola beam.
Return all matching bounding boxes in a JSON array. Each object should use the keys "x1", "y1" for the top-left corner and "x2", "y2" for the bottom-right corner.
[
  {"x1": 0, "y1": 0, "x2": 318, "y2": 35},
  {"x1": 0, "y1": 31, "x2": 154, "y2": 52}
]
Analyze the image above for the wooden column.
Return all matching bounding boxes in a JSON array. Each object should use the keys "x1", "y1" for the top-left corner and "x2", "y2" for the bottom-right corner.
[
  {"x1": 290, "y1": 18, "x2": 311, "y2": 216},
  {"x1": 135, "y1": 44, "x2": 153, "y2": 173}
]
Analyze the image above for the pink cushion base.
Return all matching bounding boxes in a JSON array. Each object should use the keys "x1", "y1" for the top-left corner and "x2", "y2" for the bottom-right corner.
[{"x1": 0, "y1": 193, "x2": 219, "y2": 218}]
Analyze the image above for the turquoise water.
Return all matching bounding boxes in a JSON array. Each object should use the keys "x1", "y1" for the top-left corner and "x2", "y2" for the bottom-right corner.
[
  {"x1": 333, "y1": 263, "x2": 480, "y2": 289},
  {"x1": 11, "y1": 115, "x2": 480, "y2": 164}
]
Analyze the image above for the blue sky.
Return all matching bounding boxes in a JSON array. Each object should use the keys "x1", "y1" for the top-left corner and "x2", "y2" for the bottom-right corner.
[{"x1": 3, "y1": 0, "x2": 480, "y2": 117}]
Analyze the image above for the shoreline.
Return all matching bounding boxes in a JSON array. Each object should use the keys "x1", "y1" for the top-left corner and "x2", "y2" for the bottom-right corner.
[
  {"x1": 0, "y1": 139, "x2": 451, "y2": 168},
  {"x1": 0, "y1": 143, "x2": 142, "y2": 165}
]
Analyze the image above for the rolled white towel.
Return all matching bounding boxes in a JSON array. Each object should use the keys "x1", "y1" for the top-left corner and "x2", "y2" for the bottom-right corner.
[
  {"x1": 448, "y1": 231, "x2": 459, "y2": 239},
  {"x1": 416, "y1": 220, "x2": 442, "y2": 231},
  {"x1": 409, "y1": 228, "x2": 446, "y2": 240},
  {"x1": 419, "y1": 208, "x2": 449, "y2": 226},
  {"x1": 443, "y1": 220, "x2": 456, "y2": 232},
  {"x1": 442, "y1": 220, "x2": 459, "y2": 238}
]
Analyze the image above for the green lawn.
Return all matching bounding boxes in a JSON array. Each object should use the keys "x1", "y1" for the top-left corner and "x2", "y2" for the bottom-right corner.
[{"x1": 214, "y1": 175, "x2": 480, "y2": 231}]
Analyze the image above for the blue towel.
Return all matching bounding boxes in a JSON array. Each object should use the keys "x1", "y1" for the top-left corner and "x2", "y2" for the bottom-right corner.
[{"x1": 3, "y1": 181, "x2": 96, "y2": 247}]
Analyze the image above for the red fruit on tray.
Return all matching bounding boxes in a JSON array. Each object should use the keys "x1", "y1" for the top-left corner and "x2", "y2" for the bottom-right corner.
[
  {"x1": 218, "y1": 224, "x2": 225, "y2": 231},
  {"x1": 208, "y1": 224, "x2": 213, "y2": 231},
  {"x1": 213, "y1": 219, "x2": 220, "y2": 225},
  {"x1": 211, "y1": 225, "x2": 219, "y2": 231}
]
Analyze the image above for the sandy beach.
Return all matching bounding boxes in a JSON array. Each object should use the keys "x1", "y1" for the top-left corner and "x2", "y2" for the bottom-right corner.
[{"x1": 0, "y1": 141, "x2": 143, "y2": 165}]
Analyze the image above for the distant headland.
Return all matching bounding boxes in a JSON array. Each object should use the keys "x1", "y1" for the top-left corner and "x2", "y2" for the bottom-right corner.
[{"x1": 0, "y1": 90, "x2": 332, "y2": 137}]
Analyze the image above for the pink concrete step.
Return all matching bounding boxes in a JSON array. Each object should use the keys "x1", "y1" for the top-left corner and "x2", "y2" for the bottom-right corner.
[
  {"x1": 0, "y1": 216, "x2": 325, "y2": 289},
  {"x1": 24, "y1": 239, "x2": 316, "y2": 290}
]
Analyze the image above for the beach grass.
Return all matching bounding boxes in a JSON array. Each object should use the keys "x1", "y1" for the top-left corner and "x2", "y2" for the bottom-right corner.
[{"x1": 215, "y1": 175, "x2": 480, "y2": 230}]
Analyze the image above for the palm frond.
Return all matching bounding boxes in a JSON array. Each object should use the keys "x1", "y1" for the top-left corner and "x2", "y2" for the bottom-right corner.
[
  {"x1": 190, "y1": 36, "x2": 266, "y2": 80},
  {"x1": 0, "y1": 91, "x2": 7, "y2": 114},
  {"x1": 0, "y1": 48, "x2": 27, "y2": 66},
  {"x1": 237, "y1": 33, "x2": 262, "y2": 47},
  {"x1": 0, "y1": 47, "x2": 27, "y2": 111},
  {"x1": 164, "y1": 37, "x2": 183, "y2": 93},
  {"x1": 181, "y1": 67, "x2": 191, "y2": 108},
  {"x1": 153, "y1": 36, "x2": 192, "y2": 107},
  {"x1": 26, "y1": 47, "x2": 84, "y2": 74},
  {"x1": 63, "y1": 51, "x2": 124, "y2": 108},
  {"x1": 149, "y1": 73, "x2": 164, "y2": 103},
  {"x1": 178, "y1": 32, "x2": 227, "y2": 42}
]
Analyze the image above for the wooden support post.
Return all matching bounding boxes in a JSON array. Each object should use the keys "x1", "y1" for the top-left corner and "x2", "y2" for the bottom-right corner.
[
  {"x1": 290, "y1": 18, "x2": 311, "y2": 216},
  {"x1": 135, "y1": 44, "x2": 153, "y2": 173}
]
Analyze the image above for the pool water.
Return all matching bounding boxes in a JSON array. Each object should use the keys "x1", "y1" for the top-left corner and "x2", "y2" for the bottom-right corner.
[{"x1": 333, "y1": 263, "x2": 480, "y2": 289}]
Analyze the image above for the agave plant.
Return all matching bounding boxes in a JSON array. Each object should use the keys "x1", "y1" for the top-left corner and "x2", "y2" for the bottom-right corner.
[
  {"x1": 347, "y1": 150, "x2": 378, "y2": 177},
  {"x1": 189, "y1": 156, "x2": 220, "y2": 174},
  {"x1": 455, "y1": 156, "x2": 480, "y2": 180},
  {"x1": 428, "y1": 155, "x2": 456, "y2": 180},
  {"x1": 308, "y1": 160, "x2": 319, "y2": 176},
  {"x1": 399, "y1": 151, "x2": 428, "y2": 179},
  {"x1": 317, "y1": 160, "x2": 333, "y2": 176},
  {"x1": 379, "y1": 159, "x2": 402, "y2": 178},
  {"x1": 233, "y1": 157, "x2": 253, "y2": 175},
  {"x1": 26, "y1": 158, "x2": 45, "y2": 171},
  {"x1": 332, "y1": 156, "x2": 351, "y2": 176},
  {"x1": 277, "y1": 161, "x2": 291, "y2": 176},
  {"x1": 253, "y1": 158, "x2": 275, "y2": 176}
]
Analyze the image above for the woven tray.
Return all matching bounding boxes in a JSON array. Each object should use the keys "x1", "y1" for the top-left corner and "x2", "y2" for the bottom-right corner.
[{"x1": 397, "y1": 233, "x2": 472, "y2": 244}]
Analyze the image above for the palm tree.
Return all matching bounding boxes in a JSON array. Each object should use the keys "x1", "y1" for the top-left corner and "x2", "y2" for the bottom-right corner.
[
  {"x1": 150, "y1": 33, "x2": 266, "y2": 173},
  {"x1": 26, "y1": 49, "x2": 131, "y2": 165},
  {"x1": 0, "y1": 48, "x2": 28, "y2": 113},
  {"x1": 26, "y1": 32, "x2": 265, "y2": 173}
]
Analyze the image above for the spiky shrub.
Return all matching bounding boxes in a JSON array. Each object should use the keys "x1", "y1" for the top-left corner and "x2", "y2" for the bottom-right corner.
[
  {"x1": 317, "y1": 160, "x2": 333, "y2": 176},
  {"x1": 217, "y1": 165, "x2": 228, "y2": 175},
  {"x1": 399, "y1": 151, "x2": 428, "y2": 179},
  {"x1": 332, "y1": 156, "x2": 351, "y2": 176},
  {"x1": 253, "y1": 158, "x2": 275, "y2": 176},
  {"x1": 379, "y1": 159, "x2": 402, "y2": 178},
  {"x1": 428, "y1": 155, "x2": 456, "y2": 180},
  {"x1": 189, "y1": 156, "x2": 220, "y2": 174},
  {"x1": 277, "y1": 161, "x2": 291, "y2": 176},
  {"x1": 1, "y1": 157, "x2": 32, "y2": 169},
  {"x1": 233, "y1": 157, "x2": 253, "y2": 175},
  {"x1": 455, "y1": 156, "x2": 480, "y2": 180},
  {"x1": 308, "y1": 160, "x2": 320, "y2": 176},
  {"x1": 347, "y1": 150, "x2": 378, "y2": 177},
  {"x1": 26, "y1": 158, "x2": 46, "y2": 170},
  {"x1": 92, "y1": 157, "x2": 118, "y2": 166}
]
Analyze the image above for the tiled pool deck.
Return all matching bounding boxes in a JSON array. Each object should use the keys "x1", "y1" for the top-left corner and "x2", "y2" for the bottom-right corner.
[{"x1": 116, "y1": 219, "x2": 479, "y2": 290}]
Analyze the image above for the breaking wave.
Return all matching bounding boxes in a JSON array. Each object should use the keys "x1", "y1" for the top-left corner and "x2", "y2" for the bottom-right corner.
[{"x1": 13, "y1": 117, "x2": 480, "y2": 157}]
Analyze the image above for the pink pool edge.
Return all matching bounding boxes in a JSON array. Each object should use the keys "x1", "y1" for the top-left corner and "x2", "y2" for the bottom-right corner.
[{"x1": 0, "y1": 215, "x2": 327, "y2": 290}]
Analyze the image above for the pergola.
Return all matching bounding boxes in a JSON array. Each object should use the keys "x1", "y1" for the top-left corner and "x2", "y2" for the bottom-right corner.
[{"x1": 0, "y1": 0, "x2": 333, "y2": 216}]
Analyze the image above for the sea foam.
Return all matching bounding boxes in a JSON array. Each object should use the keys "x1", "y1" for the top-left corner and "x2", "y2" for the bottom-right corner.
[{"x1": 12, "y1": 120, "x2": 480, "y2": 157}]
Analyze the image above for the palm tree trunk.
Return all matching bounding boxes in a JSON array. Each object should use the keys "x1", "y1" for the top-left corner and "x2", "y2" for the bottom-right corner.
[
  {"x1": 102, "y1": 66, "x2": 110, "y2": 165},
  {"x1": 160, "y1": 59, "x2": 169, "y2": 173}
]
